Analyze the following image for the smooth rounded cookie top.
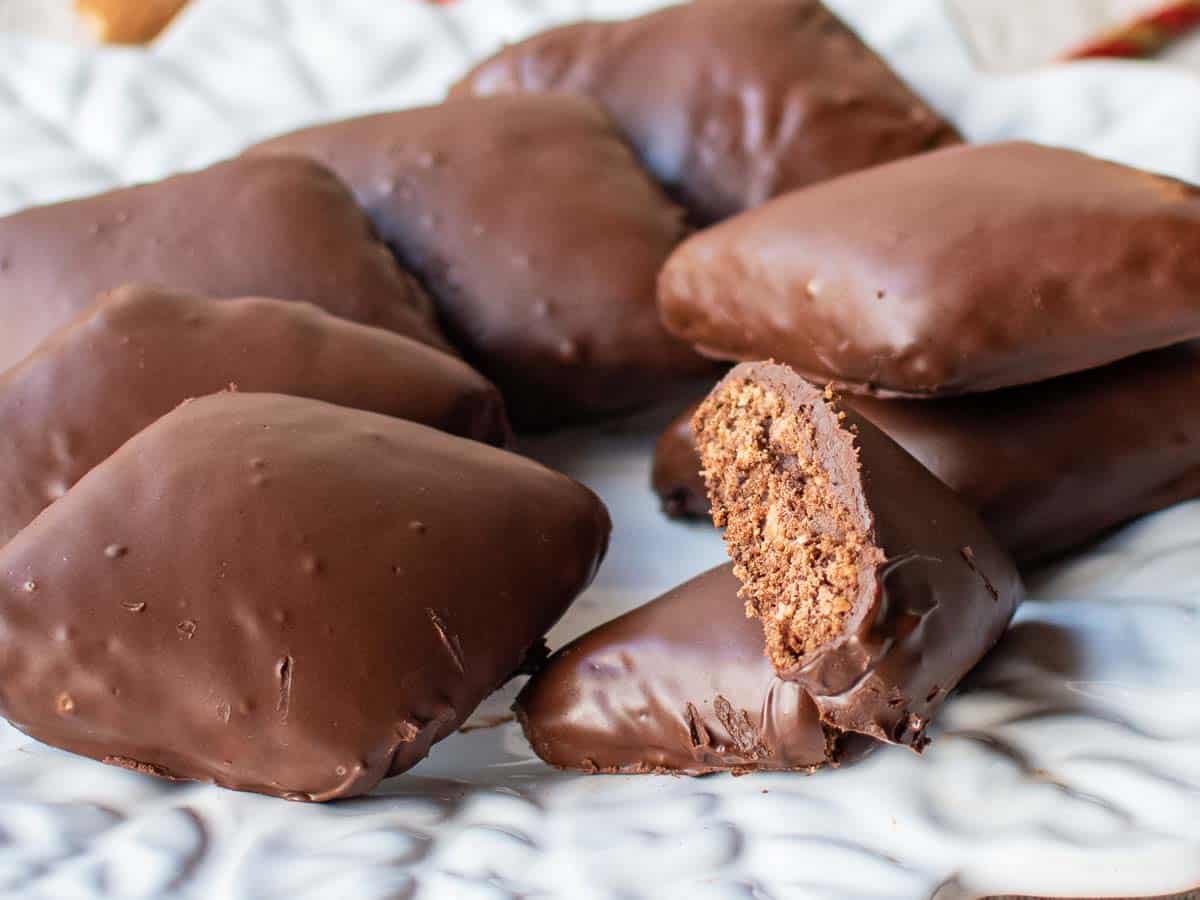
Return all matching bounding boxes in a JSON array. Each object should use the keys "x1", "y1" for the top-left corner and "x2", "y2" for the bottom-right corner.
[
  {"x1": 453, "y1": 0, "x2": 960, "y2": 223},
  {"x1": 0, "y1": 154, "x2": 447, "y2": 372},
  {"x1": 0, "y1": 392, "x2": 609, "y2": 800},
  {"x1": 660, "y1": 142, "x2": 1200, "y2": 397},
  {"x1": 251, "y1": 93, "x2": 712, "y2": 428},
  {"x1": 0, "y1": 284, "x2": 510, "y2": 546}
]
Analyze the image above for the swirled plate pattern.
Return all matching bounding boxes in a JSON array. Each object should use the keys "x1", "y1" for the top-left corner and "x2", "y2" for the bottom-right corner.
[{"x1": 2, "y1": 1, "x2": 1200, "y2": 897}]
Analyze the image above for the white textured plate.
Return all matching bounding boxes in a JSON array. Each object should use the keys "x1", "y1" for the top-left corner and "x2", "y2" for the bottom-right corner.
[{"x1": 2, "y1": 1, "x2": 1200, "y2": 897}]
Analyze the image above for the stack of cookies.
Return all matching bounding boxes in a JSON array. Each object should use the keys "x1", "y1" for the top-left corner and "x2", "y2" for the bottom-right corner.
[{"x1": 0, "y1": 0, "x2": 1195, "y2": 798}]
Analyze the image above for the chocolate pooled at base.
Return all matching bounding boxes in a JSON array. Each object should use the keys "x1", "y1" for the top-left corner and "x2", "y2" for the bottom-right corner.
[
  {"x1": 0, "y1": 393, "x2": 610, "y2": 801},
  {"x1": 655, "y1": 342, "x2": 1200, "y2": 568},
  {"x1": 249, "y1": 94, "x2": 713, "y2": 428},
  {"x1": 517, "y1": 564, "x2": 875, "y2": 774},
  {"x1": 659, "y1": 142, "x2": 1200, "y2": 397},
  {"x1": 0, "y1": 284, "x2": 511, "y2": 547},
  {"x1": 452, "y1": 0, "x2": 960, "y2": 224},
  {"x1": 693, "y1": 362, "x2": 1023, "y2": 749},
  {"x1": 0, "y1": 155, "x2": 447, "y2": 373}
]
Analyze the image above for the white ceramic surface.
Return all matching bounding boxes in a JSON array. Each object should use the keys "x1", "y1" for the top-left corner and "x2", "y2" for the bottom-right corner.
[{"x1": 1, "y1": 1, "x2": 1200, "y2": 897}]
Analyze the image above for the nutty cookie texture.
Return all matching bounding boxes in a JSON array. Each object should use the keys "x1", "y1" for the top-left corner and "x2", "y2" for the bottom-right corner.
[{"x1": 693, "y1": 362, "x2": 1022, "y2": 748}]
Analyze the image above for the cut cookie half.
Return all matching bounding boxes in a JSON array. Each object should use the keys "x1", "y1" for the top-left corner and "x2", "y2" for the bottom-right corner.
[{"x1": 693, "y1": 361, "x2": 1022, "y2": 748}]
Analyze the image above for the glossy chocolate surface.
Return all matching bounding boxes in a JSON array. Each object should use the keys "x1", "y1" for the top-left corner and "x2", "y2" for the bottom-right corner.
[
  {"x1": 695, "y1": 363, "x2": 1023, "y2": 749},
  {"x1": 251, "y1": 94, "x2": 711, "y2": 427},
  {"x1": 453, "y1": 0, "x2": 959, "y2": 223},
  {"x1": 0, "y1": 393, "x2": 610, "y2": 800},
  {"x1": 651, "y1": 404, "x2": 710, "y2": 520},
  {"x1": 655, "y1": 343, "x2": 1200, "y2": 567},
  {"x1": 0, "y1": 285, "x2": 510, "y2": 547},
  {"x1": 0, "y1": 155, "x2": 446, "y2": 373},
  {"x1": 518, "y1": 564, "x2": 872, "y2": 774},
  {"x1": 660, "y1": 142, "x2": 1200, "y2": 396}
]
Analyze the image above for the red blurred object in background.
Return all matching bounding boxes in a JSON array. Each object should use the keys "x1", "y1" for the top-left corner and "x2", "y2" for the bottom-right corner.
[{"x1": 1063, "y1": 1, "x2": 1200, "y2": 60}]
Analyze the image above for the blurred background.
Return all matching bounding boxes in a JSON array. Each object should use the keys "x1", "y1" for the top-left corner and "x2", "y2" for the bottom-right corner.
[{"x1": 4, "y1": 0, "x2": 1200, "y2": 70}]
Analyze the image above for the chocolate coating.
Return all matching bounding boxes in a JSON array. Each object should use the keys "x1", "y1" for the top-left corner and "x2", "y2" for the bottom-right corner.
[
  {"x1": 518, "y1": 565, "x2": 873, "y2": 774},
  {"x1": 657, "y1": 343, "x2": 1200, "y2": 566},
  {"x1": 694, "y1": 362, "x2": 1023, "y2": 749},
  {"x1": 651, "y1": 405, "x2": 710, "y2": 520},
  {"x1": 0, "y1": 393, "x2": 610, "y2": 800},
  {"x1": 0, "y1": 284, "x2": 510, "y2": 548},
  {"x1": 660, "y1": 142, "x2": 1200, "y2": 396},
  {"x1": 0, "y1": 155, "x2": 446, "y2": 373},
  {"x1": 452, "y1": 0, "x2": 960, "y2": 224},
  {"x1": 250, "y1": 94, "x2": 711, "y2": 428},
  {"x1": 846, "y1": 347, "x2": 1200, "y2": 566}
]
